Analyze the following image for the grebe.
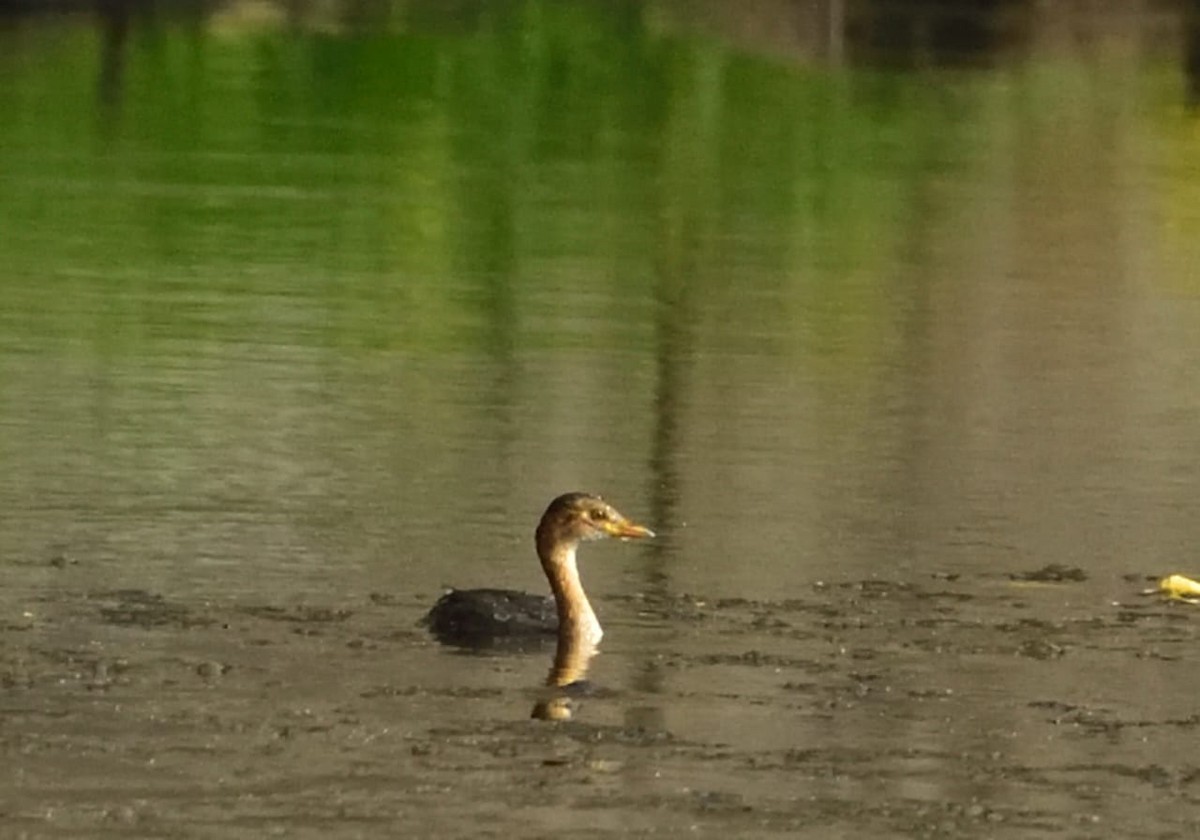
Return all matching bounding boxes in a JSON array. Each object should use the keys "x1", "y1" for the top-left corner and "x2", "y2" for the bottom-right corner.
[{"x1": 424, "y1": 493, "x2": 654, "y2": 647}]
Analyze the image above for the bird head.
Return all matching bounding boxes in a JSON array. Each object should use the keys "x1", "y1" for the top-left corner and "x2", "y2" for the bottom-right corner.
[{"x1": 536, "y1": 492, "x2": 655, "y2": 553}]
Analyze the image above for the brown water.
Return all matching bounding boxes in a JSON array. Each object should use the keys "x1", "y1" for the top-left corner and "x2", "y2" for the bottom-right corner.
[{"x1": 3, "y1": 2, "x2": 1200, "y2": 837}]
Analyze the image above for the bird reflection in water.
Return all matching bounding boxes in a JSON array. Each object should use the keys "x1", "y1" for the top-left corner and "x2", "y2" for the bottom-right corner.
[
  {"x1": 422, "y1": 493, "x2": 654, "y2": 720},
  {"x1": 531, "y1": 617, "x2": 601, "y2": 721}
]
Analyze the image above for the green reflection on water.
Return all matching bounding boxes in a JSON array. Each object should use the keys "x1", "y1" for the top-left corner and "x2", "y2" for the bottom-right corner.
[{"x1": 0, "y1": 1, "x2": 969, "y2": 369}]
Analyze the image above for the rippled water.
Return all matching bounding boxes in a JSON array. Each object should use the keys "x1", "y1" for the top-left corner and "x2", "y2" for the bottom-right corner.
[{"x1": 3, "y1": 2, "x2": 1200, "y2": 837}]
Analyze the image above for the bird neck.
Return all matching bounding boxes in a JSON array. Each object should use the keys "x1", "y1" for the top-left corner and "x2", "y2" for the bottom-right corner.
[{"x1": 538, "y1": 540, "x2": 603, "y2": 647}]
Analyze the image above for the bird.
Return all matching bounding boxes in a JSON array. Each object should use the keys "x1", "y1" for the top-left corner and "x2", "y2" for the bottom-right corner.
[{"x1": 424, "y1": 492, "x2": 655, "y2": 649}]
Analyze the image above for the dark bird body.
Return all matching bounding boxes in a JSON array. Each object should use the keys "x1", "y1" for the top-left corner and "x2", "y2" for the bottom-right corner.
[{"x1": 425, "y1": 588, "x2": 557, "y2": 642}]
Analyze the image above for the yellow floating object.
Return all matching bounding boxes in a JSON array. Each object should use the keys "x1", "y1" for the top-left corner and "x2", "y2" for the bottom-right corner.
[{"x1": 1158, "y1": 574, "x2": 1200, "y2": 600}]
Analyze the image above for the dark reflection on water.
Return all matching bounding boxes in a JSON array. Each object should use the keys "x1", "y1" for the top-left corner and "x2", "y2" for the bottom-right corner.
[{"x1": 3, "y1": 1, "x2": 1200, "y2": 837}]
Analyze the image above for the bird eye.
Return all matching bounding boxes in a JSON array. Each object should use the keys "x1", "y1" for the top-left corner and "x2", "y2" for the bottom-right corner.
[{"x1": 589, "y1": 509, "x2": 608, "y2": 522}]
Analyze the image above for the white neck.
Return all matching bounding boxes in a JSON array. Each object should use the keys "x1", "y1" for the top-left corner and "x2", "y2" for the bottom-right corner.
[{"x1": 541, "y1": 542, "x2": 603, "y2": 646}]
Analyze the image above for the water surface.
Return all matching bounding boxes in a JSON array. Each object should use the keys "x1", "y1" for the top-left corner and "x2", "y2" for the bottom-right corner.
[{"x1": 3, "y1": 2, "x2": 1200, "y2": 837}]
